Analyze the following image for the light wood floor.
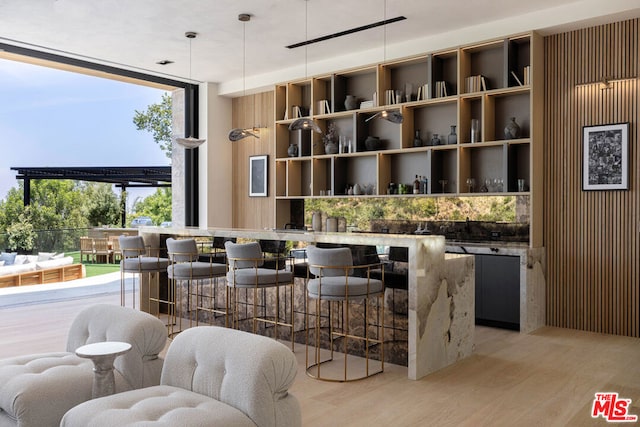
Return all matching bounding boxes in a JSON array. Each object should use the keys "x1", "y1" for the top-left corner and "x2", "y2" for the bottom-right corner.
[{"x1": 1, "y1": 291, "x2": 639, "y2": 426}]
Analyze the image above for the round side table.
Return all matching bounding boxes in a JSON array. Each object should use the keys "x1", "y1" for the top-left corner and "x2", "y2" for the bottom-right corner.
[{"x1": 75, "y1": 341, "x2": 132, "y2": 398}]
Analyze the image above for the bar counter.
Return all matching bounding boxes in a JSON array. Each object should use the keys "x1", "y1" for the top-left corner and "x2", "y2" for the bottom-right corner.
[{"x1": 139, "y1": 226, "x2": 475, "y2": 380}]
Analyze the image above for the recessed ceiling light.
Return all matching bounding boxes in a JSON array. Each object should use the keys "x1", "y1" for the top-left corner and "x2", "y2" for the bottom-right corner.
[{"x1": 156, "y1": 59, "x2": 173, "y2": 65}]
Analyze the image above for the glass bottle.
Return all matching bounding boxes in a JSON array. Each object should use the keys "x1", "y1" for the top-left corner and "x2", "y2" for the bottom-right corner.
[
  {"x1": 447, "y1": 125, "x2": 457, "y2": 145},
  {"x1": 413, "y1": 175, "x2": 420, "y2": 194},
  {"x1": 430, "y1": 133, "x2": 441, "y2": 146},
  {"x1": 413, "y1": 130, "x2": 422, "y2": 147}
]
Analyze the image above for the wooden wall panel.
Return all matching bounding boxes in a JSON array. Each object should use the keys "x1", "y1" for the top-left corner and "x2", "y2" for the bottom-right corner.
[
  {"x1": 545, "y1": 19, "x2": 639, "y2": 337},
  {"x1": 231, "y1": 91, "x2": 275, "y2": 229}
]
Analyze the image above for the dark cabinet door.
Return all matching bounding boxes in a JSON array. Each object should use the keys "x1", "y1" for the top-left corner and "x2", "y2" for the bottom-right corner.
[{"x1": 475, "y1": 254, "x2": 520, "y2": 329}]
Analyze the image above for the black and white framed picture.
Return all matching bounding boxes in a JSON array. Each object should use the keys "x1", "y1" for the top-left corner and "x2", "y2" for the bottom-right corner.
[
  {"x1": 249, "y1": 155, "x2": 268, "y2": 197},
  {"x1": 583, "y1": 123, "x2": 629, "y2": 191}
]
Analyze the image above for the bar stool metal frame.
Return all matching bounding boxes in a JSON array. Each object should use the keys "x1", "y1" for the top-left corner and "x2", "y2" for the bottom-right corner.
[
  {"x1": 305, "y1": 245, "x2": 385, "y2": 382},
  {"x1": 225, "y1": 241, "x2": 295, "y2": 350},
  {"x1": 119, "y1": 236, "x2": 169, "y2": 329},
  {"x1": 165, "y1": 238, "x2": 227, "y2": 335}
]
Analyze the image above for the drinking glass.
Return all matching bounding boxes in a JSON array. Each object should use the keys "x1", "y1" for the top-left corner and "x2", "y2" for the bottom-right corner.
[
  {"x1": 517, "y1": 179, "x2": 526, "y2": 192},
  {"x1": 466, "y1": 178, "x2": 476, "y2": 193},
  {"x1": 438, "y1": 179, "x2": 448, "y2": 193}
]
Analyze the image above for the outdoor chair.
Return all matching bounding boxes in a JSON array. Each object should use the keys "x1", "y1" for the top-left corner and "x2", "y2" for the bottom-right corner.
[
  {"x1": 93, "y1": 237, "x2": 113, "y2": 264},
  {"x1": 79, "y1": 236, "x2": 94, "y2": 263}
]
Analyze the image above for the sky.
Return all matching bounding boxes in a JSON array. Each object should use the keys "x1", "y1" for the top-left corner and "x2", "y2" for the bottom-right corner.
[{"x1": 0, "y1": 58, "x2": 170, "y2": 209}]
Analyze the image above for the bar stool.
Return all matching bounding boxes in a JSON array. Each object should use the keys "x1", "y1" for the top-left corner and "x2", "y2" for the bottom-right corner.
[
  {"x1": 119, "y1": 236, "x2": 169, "y2": 314},
  {"x1": 165, "y1": 238, "x2": 227, "y2": 334},
  {"x1": 225, "y1": 241, "x2": 295, "y2": 350},
  {"x1": 305, "y1": 244, "x2": 385, "y2": 382}
]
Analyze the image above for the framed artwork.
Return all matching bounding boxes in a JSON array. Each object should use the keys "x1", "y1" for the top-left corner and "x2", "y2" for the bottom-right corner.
[
  {"x1": 582, "y1": 123, "x2": 629, "y2": 191},
  {"x1": 249, "y1": 155, "x2": 268, "y2": 197}
]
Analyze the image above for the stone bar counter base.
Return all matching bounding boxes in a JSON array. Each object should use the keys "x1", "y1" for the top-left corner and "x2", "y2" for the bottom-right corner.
[{"x1": 140, "y1": 227, "x2": 475, "y2": 380}]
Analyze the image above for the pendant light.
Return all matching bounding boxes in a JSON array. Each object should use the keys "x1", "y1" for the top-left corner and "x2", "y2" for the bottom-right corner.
[
  {"x1": 367, "y1": 0, "x2": 403, "y2": 125},
  {"x1": 288, "y1": 0, "x2": 322, "y2": 134},
  {"x1": 228, "y1": 14, "x2": 260, "y2": 142},
  {"x1": 176, "y1": 31, "x2": 206, "y2": 149}
]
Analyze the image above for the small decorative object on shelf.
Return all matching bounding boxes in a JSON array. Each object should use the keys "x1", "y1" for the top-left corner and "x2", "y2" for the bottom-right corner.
[
  {"x1": 504, "y1": 117, "x2": 521, "y2": 139},
  {"x1": 323, "y1": 123, "x2": 339, "y2": 154},
  {"x1": 344, "y1": 95, "x2": 358, "y2": 111},
  {"x1": 365, "y1": 136, "x2": 381, "y2": 151},
  {"x1": 287, "y1": 143, "x2": 298, "y2": 157},
  {"x1": 413, "y1": 130, "x2": 422, "y2": 147},
  {"x1": 448, "y1": 125, "x2": 457, "y2": 145},
  {"x1": 470, "y1": 119, "x2": 480, "y2": 143},
  {"x1": 413, "y1": 175, "x2": 420, "y2": 194},
  {"x1": 353, "y1": 183, "x2": 362, "y2": 195},
  {"x1": 430, "y1": 134, "x2": 441, "y2": 146}
]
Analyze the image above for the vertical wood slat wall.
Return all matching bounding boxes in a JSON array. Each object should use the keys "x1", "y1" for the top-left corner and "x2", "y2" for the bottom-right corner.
[
  {"x1": 545, "y1": 19, "x2": 639, "y2": 337},
  {"x1": 231, "y1": 91, "x2": 275, "y2": 230}
]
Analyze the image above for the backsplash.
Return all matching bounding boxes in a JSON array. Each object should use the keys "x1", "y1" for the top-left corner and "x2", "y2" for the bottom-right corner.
[{"x1": 369, "y1": 219, "x2": 529, "y2": 243}]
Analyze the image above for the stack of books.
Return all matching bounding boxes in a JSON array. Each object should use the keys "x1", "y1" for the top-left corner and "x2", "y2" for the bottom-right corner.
[
  {"x1": 523, "y1": 66, "x2": 531, "y2": 85},
  {"x1": 434, "y1": 81, "x2": 448, "y2": 98},
  {"x1": 315, "y1": 100, "x2": 331, "y2": 115},
  {"x1": 416, "y1": 83, "x2": 429, "y2": 101},
  {"x1": 464, "y1": 75, "x2": 487, "y2": 93}
]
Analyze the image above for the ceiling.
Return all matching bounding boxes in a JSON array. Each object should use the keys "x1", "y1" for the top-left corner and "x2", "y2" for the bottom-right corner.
[{"x1": 1, "y1": 0, "x2": 639, "y2": 96}]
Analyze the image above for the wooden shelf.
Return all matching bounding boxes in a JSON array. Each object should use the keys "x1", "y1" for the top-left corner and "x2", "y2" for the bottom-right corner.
[{"x1": 273, "y1": 32, "x2": 541, "y2": 245}]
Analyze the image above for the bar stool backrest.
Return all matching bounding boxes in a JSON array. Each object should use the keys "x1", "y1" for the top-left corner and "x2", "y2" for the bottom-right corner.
[
  {"x1": 166, "y1": 238, "x2": 198, "y2": 262},
  {"x1": 119, "y1": 236, "x2": 146, "y2": 258},
  {"x1": 306, "y1": 245, "x2": 354, "y2": 277},
  {"x1": 225, "y1": 241, "x2": 263, "y2": 269}
]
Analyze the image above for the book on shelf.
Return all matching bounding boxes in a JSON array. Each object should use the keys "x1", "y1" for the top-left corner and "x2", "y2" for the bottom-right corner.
[
  {"x1": 315, "y1": 100, "x2": 331, "y2": 115},
  {"x1": 465, "y1": 75, "x2": 488, "y2": 93},
  {"x1": 360, "y1": 100, "x2": 374, "y2": 109},
  {"x1": 523, "y1": 66, "x2": 531, "y2": 85},
  {"x1": 384, "y1": 89, "x2": 395, "y2": 105},
  {"x1": 510, "y1": 70, "x2": 523, "y2": 86},
  {"x1": 434, "y1": 81, "x2": 447, "y2": 98}
]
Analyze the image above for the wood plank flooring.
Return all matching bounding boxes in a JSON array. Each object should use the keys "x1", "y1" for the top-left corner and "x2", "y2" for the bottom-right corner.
[{"x1": 1, "y1": 291, "x2": 639, "y2": 426}]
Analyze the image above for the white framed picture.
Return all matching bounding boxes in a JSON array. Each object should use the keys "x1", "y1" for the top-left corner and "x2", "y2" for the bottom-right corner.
[
  {"x1": 249, "y1": 155, "x2": 268, "y2": 197},
  {"x1": 582, "y1": 122, "x2": 629, "y2": 191}
]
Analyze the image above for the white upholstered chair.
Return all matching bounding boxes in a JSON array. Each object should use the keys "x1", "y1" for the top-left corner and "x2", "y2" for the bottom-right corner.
[
  {"x1": 0, "y1": 304, "x2": 167, "y2": 427},
  {"x1": 61, "y1": 326, "x2": 301, "y2": 427}
]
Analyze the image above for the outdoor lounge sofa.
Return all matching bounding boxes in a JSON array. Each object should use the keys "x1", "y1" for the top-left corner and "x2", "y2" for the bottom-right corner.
[{"x1": 0, "y1": 252, "x2": 84, "y2": 288}]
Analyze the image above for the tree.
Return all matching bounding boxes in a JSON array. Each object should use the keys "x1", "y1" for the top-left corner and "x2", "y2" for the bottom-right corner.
[
  {"x1": 133, "y1": 92, "x2": 173, "y2": 159},
  {"x1": 131, "y1": 188, "x2": 172, "y2": 226},
  {"x1": 84, "y1": 183, "x2": 121, "y2": 226}
]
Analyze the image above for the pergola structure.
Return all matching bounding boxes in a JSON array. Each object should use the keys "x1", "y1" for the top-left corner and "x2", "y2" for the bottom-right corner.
[{"x1": 11, "y1": 166, "x2": 171, "y2": 227}]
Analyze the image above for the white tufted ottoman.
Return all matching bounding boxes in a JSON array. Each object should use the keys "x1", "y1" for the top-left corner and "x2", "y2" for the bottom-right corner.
[
  {"x1": 0, "y1": 304, "x2": 167, "y2": 427},
  {"x1": 61, "y1": 326, "x2": 301, "y2": 427}
]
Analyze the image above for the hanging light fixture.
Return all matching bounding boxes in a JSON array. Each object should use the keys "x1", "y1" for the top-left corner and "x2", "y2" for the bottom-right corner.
[
  {"x1": 176, "y1": 31, "x2": 206, "y2": 149},
  {"x1": 368, "y1": 0, "x2": 403, "y2": 125},
  {"x1": 228, "y1": 14, "x2": 261, "y2": 142},
  {"x1": 288, "y1": 0, "x2": 322, "y2": 134}
]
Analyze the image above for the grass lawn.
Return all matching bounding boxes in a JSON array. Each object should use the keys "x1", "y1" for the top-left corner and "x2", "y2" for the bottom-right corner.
[{"x1": 68, "y1": 251, "x2": 120, "y2": 278}]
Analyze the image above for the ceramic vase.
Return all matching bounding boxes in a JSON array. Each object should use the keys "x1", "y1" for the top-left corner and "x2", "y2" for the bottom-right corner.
[
  {"x1": 287, "y1": 143, "x2": 298, "y2": 157},
  {"x1": 344, "y1": 95, "x2": 358, "y2": 111},
  {"x1": 504, "y1": 117, "x2": 521, "y2": 139}
]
